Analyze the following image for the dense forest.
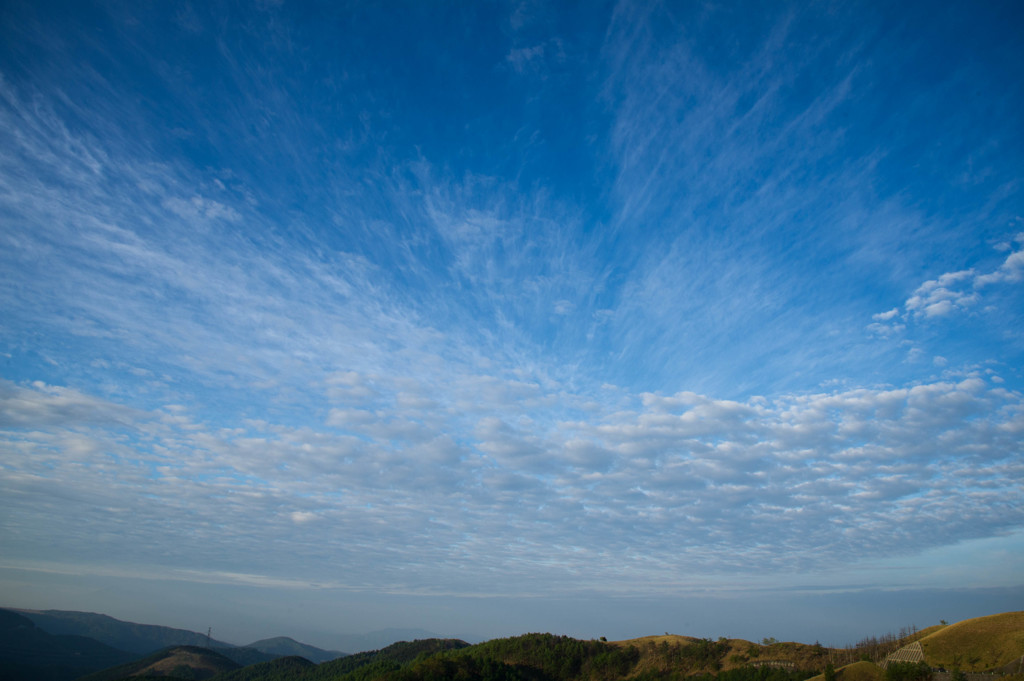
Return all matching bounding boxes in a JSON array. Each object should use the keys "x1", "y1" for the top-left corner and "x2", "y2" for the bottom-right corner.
[{"x1": 198, "y1": 633, "x2": 828, "y2": 681}]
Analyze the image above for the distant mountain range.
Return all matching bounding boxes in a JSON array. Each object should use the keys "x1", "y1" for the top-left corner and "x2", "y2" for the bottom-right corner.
[
  {"x1": 0, "y1": 606, "x2": 350, "y2": 680},
  {"x1": 10, "y1": 607, "x2": 435, "y2": 657}
]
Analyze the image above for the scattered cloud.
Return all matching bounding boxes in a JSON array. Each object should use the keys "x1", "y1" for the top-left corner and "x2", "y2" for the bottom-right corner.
[
  {"x1": 872, "y1": 308, "x2": 899, "y2": 321},
  {"x1": 906, "y1": 269, "x2": 978, "y2": 318},
  {"x1": 975, "y1": 233, "x2": 1024, "y2": 286},
  {"x1": 872, "y1": 236, "x2": 1024, "y2": 333}
]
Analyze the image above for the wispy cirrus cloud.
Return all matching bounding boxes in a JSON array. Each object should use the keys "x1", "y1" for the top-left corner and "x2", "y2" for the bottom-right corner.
[{"x1": 588, "y1": 1, "x2": 919, "y2": 396}]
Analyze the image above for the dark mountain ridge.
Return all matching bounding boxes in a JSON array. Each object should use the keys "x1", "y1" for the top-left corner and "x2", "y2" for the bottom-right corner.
[
  {"x1": 0, "y1": 608, "x2": 135, "y2": 681},
  {"x1": 10, "y1": 608, "x2": 288, "y2": 666},
  {"x1": 13, "y1": 608, "x2": 235, "y2": 654},
  {"x1": 8, "y1": 606, "x2": 453, "y2": 659}
]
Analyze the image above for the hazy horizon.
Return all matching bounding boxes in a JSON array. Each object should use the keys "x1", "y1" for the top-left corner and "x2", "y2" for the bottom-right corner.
[
  {"x1": 4, "y1": 583, "x2": 1024, "y2": 652},
  {"x1": 1, "y1": 0, "x2": 1022, "y2": 652}
]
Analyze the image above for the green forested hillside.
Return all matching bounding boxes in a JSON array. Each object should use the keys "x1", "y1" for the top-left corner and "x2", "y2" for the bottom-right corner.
[
  {"x1": 275, "y1": 638, "x2": 471, "y2": 681},
  {"x1": 208, "y1": 655, "x2": 316, "y2": 681},
  {"x1": 459, "y1": 633, "x2": 640, "y2": 681}
]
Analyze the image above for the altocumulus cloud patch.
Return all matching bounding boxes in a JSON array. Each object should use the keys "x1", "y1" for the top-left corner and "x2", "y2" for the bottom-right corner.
[{"x1": 1, "y1": 374, "x2": 1020, "y2": 594}]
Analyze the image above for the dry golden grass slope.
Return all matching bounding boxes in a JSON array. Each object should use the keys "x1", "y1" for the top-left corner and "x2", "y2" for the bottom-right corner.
[
  {"x1": 806, "y1": 661, "x2": 885, "y2": 681},
  {"x1": 613, "y1": 635, "x2": 706, "y2": 647},
  {"x1": 907, "y1": 625, "x2": 945, "y2": 644},
  {"x1": 601, "y1": 611, "x2": 1023, "y2": 678},
  {"x1": 920, "y1": 612, "x2": 1024, "y2": 671}
]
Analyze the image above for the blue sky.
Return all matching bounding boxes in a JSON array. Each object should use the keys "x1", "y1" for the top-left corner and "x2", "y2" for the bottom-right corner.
[{"x1": 1, "y1": 0, "x2": 1022, "y2": 649}]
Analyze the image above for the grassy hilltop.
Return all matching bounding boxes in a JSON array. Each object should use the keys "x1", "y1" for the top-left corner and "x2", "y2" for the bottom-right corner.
[
  {"x1": 76, "y1": 645, "x2": 241, "y2": 681},
  {"x1": 919, "y1": 612, "x2": 1024, "y2": 671}
]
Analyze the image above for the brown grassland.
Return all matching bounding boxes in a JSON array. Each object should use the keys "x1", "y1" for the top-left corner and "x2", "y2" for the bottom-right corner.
[
  {"x1": 609, "y1": 635, "x2": 833, "y2": 677},
  {"x1": 131, "y1": 647, "x2": 237, "y2": 678}
]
